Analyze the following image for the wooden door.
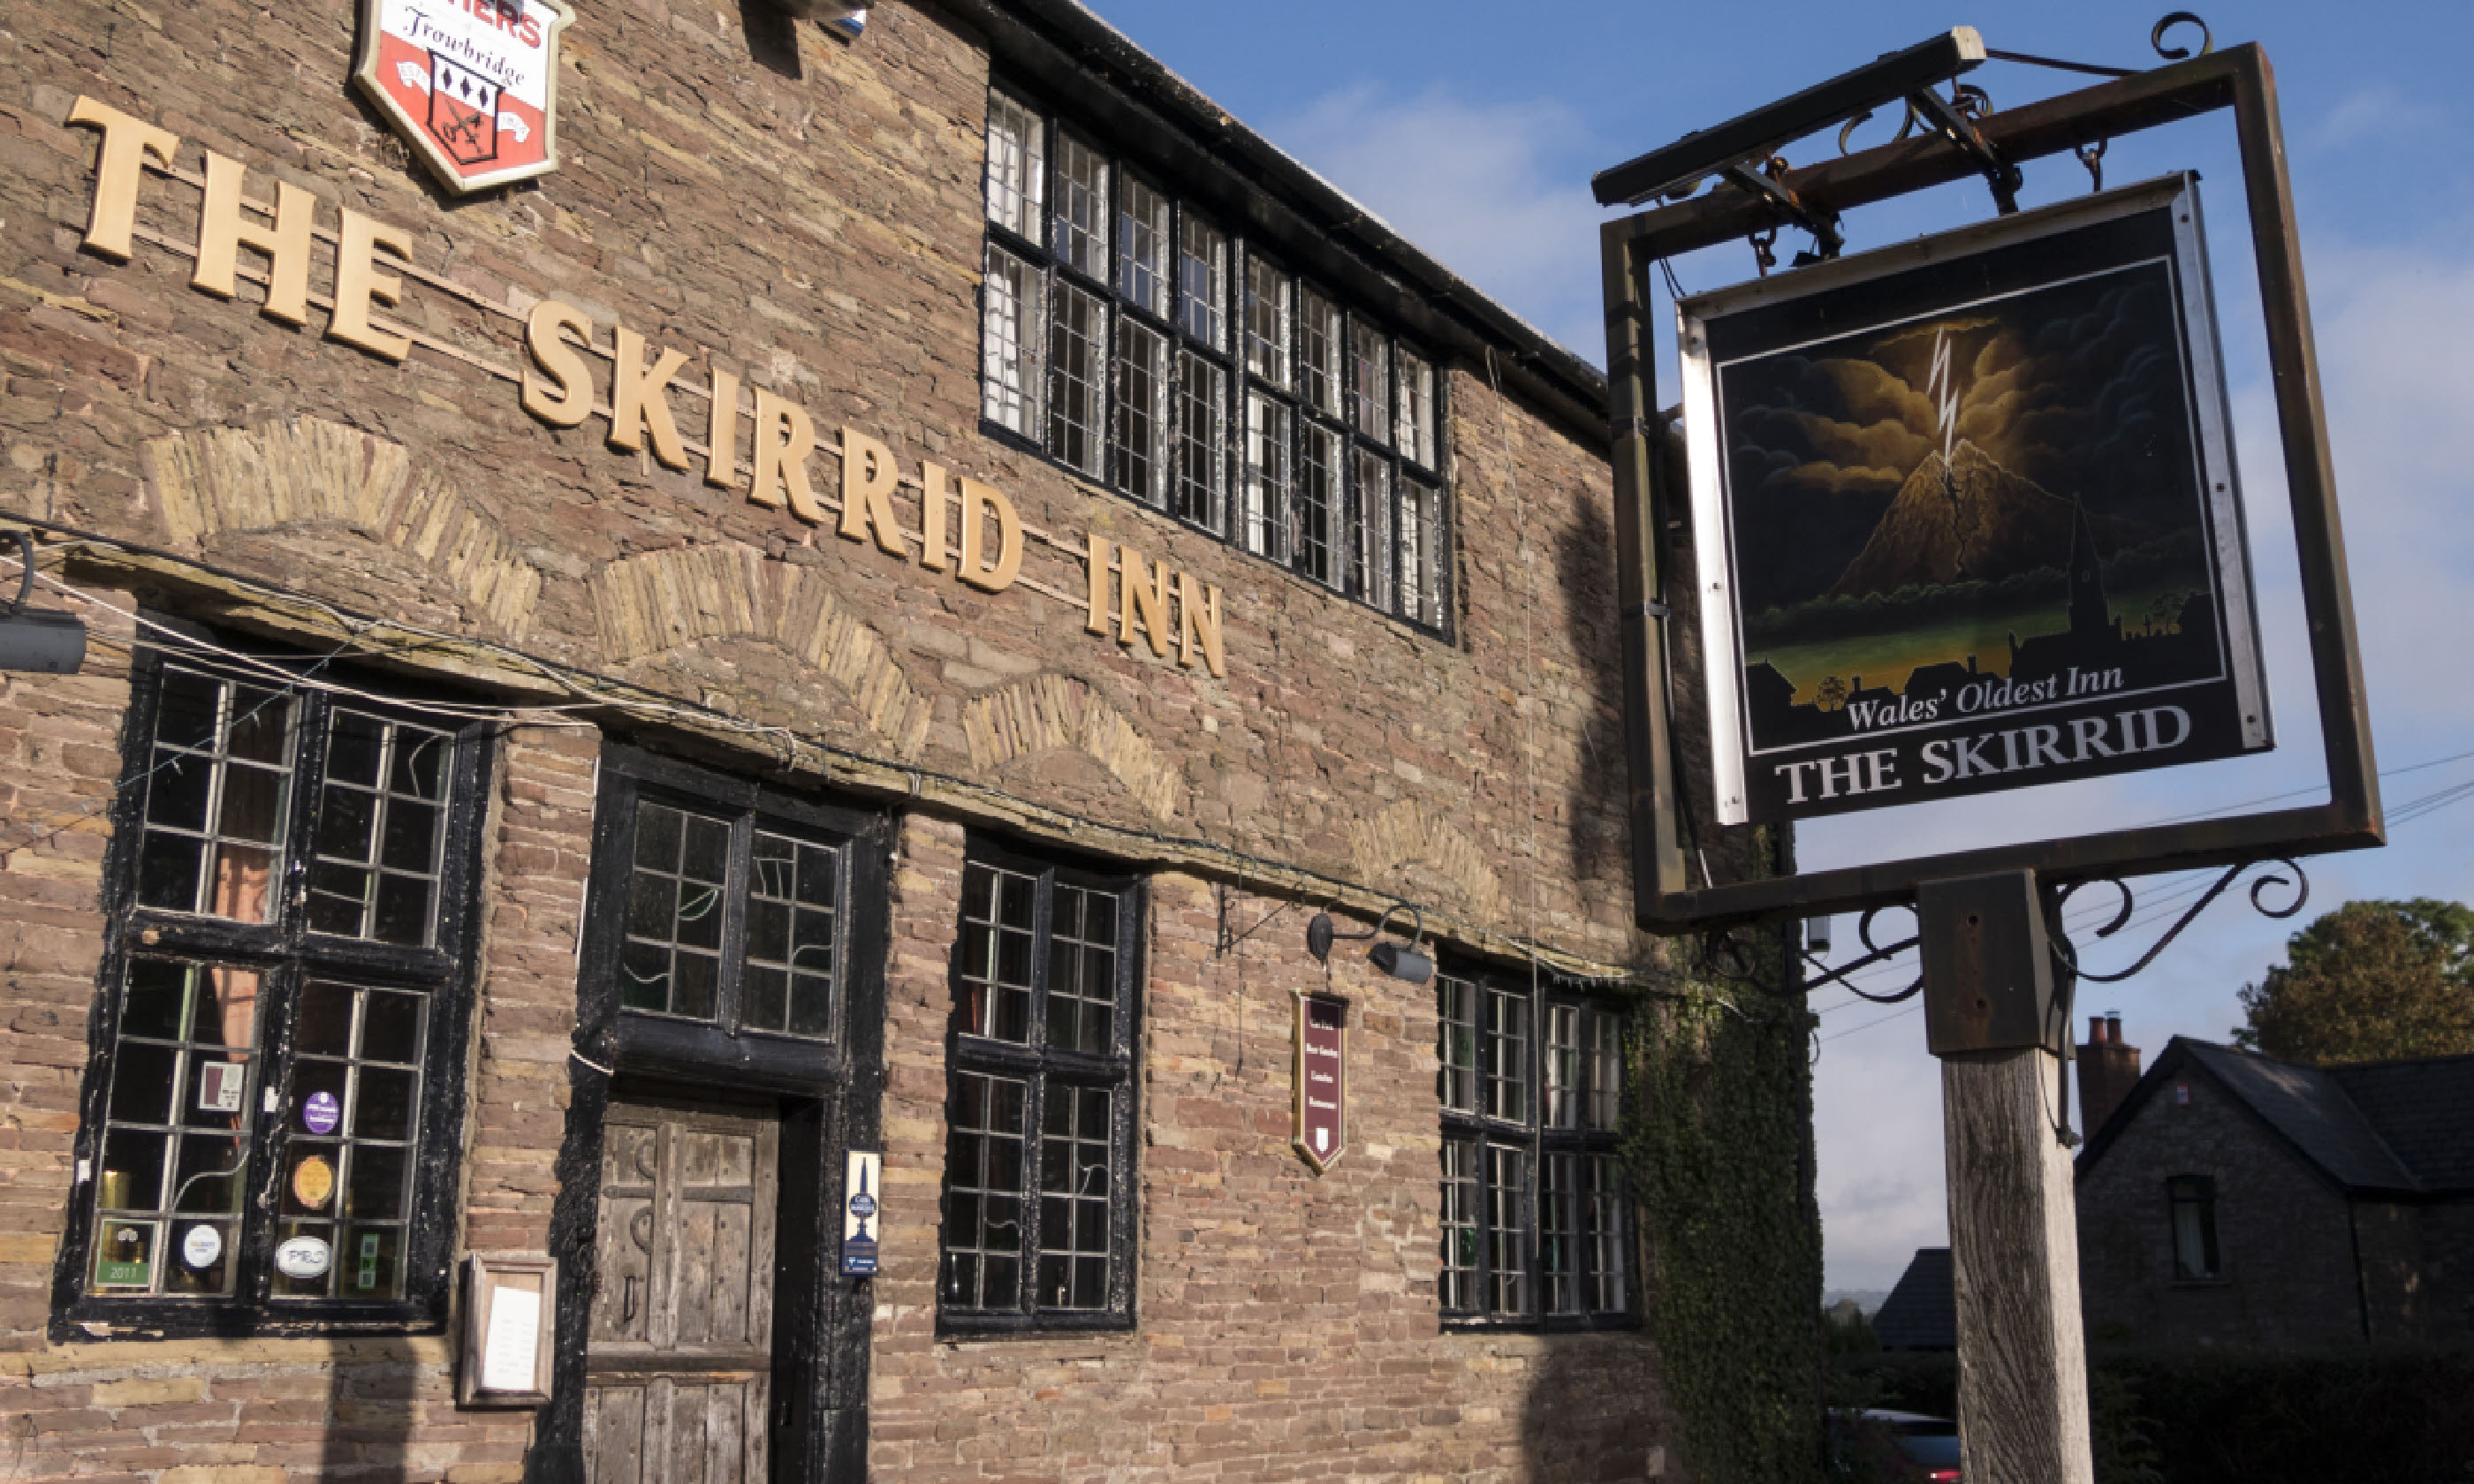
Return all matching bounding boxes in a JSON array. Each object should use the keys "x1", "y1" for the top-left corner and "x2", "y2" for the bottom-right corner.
[{"x1": 583, "y1": 1101, "x2": 779, "y2": 1484}]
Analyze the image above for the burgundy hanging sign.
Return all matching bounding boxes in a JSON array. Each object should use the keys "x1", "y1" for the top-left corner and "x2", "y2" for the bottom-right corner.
[{"x1": 1293, "y1": 993, "x2": 1347, "y2": 1173}]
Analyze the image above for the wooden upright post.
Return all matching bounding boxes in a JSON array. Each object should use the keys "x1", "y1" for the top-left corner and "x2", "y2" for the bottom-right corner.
[{"x1": 1919, "y1": 872, "x2": 2093, "y2": 1484}]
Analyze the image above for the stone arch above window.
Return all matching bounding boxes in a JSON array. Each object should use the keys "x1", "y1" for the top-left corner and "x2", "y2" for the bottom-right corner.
[
  {"x1": 143, "y1": 417, "x2": 543, "y2": 640},
  {"x1": 587, "y1": 543, "x2": 934, "y2": 759},
  {"x1": 1349, "y1": 799, "x2": 1502, "y2": 920},
  {"x1": 960, "y1": 673, "x2": 1182, "y2": 823}
]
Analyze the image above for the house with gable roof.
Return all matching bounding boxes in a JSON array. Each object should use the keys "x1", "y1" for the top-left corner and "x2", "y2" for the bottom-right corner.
[{"x1": 2074, "y1": 1028, "x2": 2474, "y2": 1347}]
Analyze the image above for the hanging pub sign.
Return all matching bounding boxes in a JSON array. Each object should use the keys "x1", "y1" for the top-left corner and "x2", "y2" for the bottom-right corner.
[
  {"x1": 1292, "y1": 994, "x2": 1347, "y2": 1173},
  {"x1": 1679, "y1": 172, "x2": 2272, "y2": 826},
  {"x1": 353, "y1": 0, "x2": 574, "y2": 194}
]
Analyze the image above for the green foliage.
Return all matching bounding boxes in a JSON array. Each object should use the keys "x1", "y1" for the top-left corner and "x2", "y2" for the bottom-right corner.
[
  {"x1": 2233, "y1": 897, "x2": 2474, "y2": 1064},
  {"x1": 1822, "y1": 1299, "x2": 1878, "y2": 1356},
  {"x1": 2085, "y1": 1368, "x2": 2165, "y2": 1484},
  {"x1": 1625, "y1": 949, "x2": 1825, "y2": 1484}
]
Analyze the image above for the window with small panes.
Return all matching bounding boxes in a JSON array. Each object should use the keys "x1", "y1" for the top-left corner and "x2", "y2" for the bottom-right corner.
[
  {"x1": 577, "y1": 746, "x2": 876, "y2": 1089},
  {"x1": 979, "y1": 87, "x2": 1451, "y2": 635},
  {"x1": 937, "y1": 842, "x2": 1142, "y2": 1334},
  {"x1": 55, "y1": 642, "x2": 491, "y2": 1338},
  {"x1": 1436, "y1": 966, "x2": 1632, "y2": 1329}
]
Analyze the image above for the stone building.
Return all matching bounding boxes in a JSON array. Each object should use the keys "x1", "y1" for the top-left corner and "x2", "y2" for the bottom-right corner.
[
  {"x1": 0, "y1": 0, "x2": 1726, "y2": 1479},
  {"x1": 2076, "y1": 1034, "x2": 2474, "y2": 1348}
]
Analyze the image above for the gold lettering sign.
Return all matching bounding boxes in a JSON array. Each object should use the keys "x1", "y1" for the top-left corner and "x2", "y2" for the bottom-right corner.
[{"x1": 59, "y1": 97, "x2": 1231, "y2": 681}]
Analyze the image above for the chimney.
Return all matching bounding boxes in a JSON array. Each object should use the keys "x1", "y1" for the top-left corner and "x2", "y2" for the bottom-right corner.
[{"x1": 2077, "y1": 1011, "x2": 2142, "y2": 1135}]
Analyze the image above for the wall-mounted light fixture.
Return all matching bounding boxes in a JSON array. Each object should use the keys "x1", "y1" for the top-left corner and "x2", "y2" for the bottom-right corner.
[
  {"x1": 0, "y1": 533, "x2": 84, "y2": 674},
  {"x1": 760, "y1": 0, "x2": 867, "y2": 38},
  {"x1": 1307, "y1": 902, "x2": 1433, "y2": 985}
]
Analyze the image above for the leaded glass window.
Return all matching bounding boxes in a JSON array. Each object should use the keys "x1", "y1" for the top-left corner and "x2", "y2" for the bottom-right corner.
[
  {"x1": 977, "y1": 87, "x2": 1453, "y2": 635},
  {"x1": 1438, "y1": 964, "x2": 1630, "y2": 1327},
  {"x1": 67, "y1": 645, "x2": 488, "y2": 1330},
  {"x1": 940, "y1": 848, "x2": 1140, "y2": 1332}
]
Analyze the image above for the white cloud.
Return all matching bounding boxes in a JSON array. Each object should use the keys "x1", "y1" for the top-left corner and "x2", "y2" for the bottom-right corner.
[
  {"x1": 1265, "y1": 84, "x2": 1609, "y2": 362},
  {"x1": 2310, "y1": 85, "x2": 2451, "y2": 153},
  {"x1": 1267, "y1": 81, "x2": 2474, "y2": 1293},
  {"x1": 1802, "y1": 233, "x2": 2474, "y2": 1288}
]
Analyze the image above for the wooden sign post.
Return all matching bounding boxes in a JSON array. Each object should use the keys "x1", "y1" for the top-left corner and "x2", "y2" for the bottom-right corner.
[
  {"x1": 1593, "y1": 35, "x2": 2382, "y2": 1484},
  {"x1": 1919, "y1": 873, "x2": 2091, "y2": 1484}
]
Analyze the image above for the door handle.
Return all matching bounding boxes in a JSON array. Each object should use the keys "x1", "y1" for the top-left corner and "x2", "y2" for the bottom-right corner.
[{"x1": 621, "y1": 1274, "x2": 638, "y2": 1326}]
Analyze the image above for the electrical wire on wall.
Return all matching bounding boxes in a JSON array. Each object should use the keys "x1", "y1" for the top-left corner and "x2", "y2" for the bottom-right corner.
[
  {"x1": 1484, "y1": 345, "x2": 1551, "y2": 1034},
  {"x1": 0, "y1": 520, "x2": 1675, "y2": 994}
]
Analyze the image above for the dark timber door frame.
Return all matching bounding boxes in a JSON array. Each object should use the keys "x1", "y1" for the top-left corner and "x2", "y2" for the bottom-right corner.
[{"x1": 532, "y1": 745, "x2": 890, "y2": 1484}]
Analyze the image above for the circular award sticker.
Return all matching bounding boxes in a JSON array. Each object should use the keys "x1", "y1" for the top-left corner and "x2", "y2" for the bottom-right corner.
[
  {"x1": 301, "y1": 1090, "x2": 341, "y2": 1135},
  {"x1": 292, "y1": 1154, "x2": 336, "y2": 1210},
  {"x1": 181, "y1": 1223, "x2": 223, "y2": 1269},
  {"x1": 274, "y1": 1235, "x2": 331, "y2": 1280}
]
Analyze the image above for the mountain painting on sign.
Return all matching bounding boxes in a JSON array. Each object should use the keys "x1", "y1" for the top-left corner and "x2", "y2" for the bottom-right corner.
[{"x1": 1681, "y1": 176, "x2": 2273, "y2": 825}]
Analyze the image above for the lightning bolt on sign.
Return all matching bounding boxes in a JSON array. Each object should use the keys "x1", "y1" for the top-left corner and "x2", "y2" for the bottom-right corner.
[{"x1": 353, "y1": 0, "x2": 573, "y2": 193}]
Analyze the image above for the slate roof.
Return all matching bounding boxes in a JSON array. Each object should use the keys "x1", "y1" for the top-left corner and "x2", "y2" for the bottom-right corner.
[
  {"x1": 1871, "y1": 1247, "x2": 1954, "y2": 1351},
  {"x1": 2327, "y1": 1054, "x2": 2474, "y2": 1193},
  {"x1": 2179, "y1": 1041, "x2": 2419, "y2": 1193},
  {"x1": 2079, "y1": 1038, "x2": 2474, "y2": 1198}
]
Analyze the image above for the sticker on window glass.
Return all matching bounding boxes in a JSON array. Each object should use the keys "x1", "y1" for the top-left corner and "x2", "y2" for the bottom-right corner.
[
  {"x1": 358, "y1": 1232, "x2": 382, "y2": 1291},
  {"x1": 292, "y1": 1155, "x2": 336, "y2": 1210},
  {"x1": 301, "y1": 1091, "x2": 341, "y2": 1135},
  {"x1": 181, "y1": 1223, "x2": 223, "y2": 1269},
  {"x1": 275, "y1": 1235, "x2": 331, "y2": 1279},
  {"x1": 95, "y1": 1225, "x2": 151, "y2": 1286},
  {"x1": 197, "y1": 1061, "x2": 246, "y2": 1114}
]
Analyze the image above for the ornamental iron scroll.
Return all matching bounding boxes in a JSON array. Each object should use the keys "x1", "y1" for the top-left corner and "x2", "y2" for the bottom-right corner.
[
  {"x1": 1698, "y1": 853, "x2": 2311, "y2": 1003},
  {"x1": 1599, "y1": 24, "x2": 2380, "y2": 932}
]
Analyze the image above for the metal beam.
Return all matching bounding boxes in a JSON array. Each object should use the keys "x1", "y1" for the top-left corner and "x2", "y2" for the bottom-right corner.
[
  {"x1": 1591, "y1": 27, "x2": 1987, "y2": 207},
  {"x1": 1613, "y1": 45, "x2": 2253, "y2": 262}
]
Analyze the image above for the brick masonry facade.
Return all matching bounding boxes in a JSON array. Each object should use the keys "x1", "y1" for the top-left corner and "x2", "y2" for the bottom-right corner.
[
  {"x1": 2076, "y1": 1067, "x2": 2366, "y2": 1348},
  {"x1": 2077, "y1": 1049, "x2": 2474, "y2": 1352},
  {"x1": 0, "y1": 0, "x2": 1708, "y2": 1480}
]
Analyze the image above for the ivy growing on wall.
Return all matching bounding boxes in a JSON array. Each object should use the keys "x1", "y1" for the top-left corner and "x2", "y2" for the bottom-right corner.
[{"x1": 1623, "y1": 928, "x2": 1825, "y2": 1482}]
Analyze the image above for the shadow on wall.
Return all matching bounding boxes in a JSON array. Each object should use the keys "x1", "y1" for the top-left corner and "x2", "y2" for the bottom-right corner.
[
  {"x1": 1521, "y1": 1336, "x2": 1676, "y2": 1483},
  {"x1": 736, "y1": 0, "x2": 804, "y2": 79},
  {"x1": 1555, "y1": 494, "x2": 1629, "y2": 888},
  {"x1": 323, "y1": 1336, "x2": 422, "y2": 1482}
]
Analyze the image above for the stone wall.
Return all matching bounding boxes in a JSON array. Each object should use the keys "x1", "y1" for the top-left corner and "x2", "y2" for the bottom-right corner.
[
  {"x1": 0, "y1": 0, "x2": 1645, "y2": 967},
  {"x1": 870, "y1": 814, "x2": 1677, "y2": 1481},
  {"x1": 2076, "y1": 1070, "x2": 2364, "y2": 1348},
  {"x1": 0, "y1": 0, "x2": 1697, "y2": 1477}
]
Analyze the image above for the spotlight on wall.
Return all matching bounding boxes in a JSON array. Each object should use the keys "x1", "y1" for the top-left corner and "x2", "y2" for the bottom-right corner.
[
  {"x1": 762, "y1": 0, "x2": 867, "y2": 37},
  {"x1": 1368, "y1": 938, "x2": 1433, "y2": 985},
  {"x1": 1305, "y1": 902, "x2": 1431, "y2": 984},
  {"x1": 0, "y1": 532, "x2": 84, "y2": 675}
]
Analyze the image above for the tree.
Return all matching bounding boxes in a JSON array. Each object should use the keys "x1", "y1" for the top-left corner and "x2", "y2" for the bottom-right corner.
[
  {"x1": 1814, "y1": 675, "x2": 1849, "y2": 712},
  {"x1": 2232, "y1": 898, "x2": 2474, "y2": 1064}
]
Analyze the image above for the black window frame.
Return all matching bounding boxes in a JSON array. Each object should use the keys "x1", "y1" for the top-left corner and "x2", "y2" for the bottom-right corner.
[
  {"x1": 52, "y1": 636, "x2": 494, "y2": 1341},
  {"x1": 935, "y1": 837, "x2": 1143, "y2": 1336},
  {"x1": 975, "y1": 82, "x2": 1454, "y2": 641},
  {"x1": 2167, "y1": 1172, "x2": 2222, "y2": 1281},
  {"x1": 579, "y1": 744, "x2": 880, "y2": 1091},
  {"x1": 543, "y1": 742, "x2": 892, "y2": 1484},
  {"x1": 1436, "y1": 962, "x2": 1635, "y2": 1332}
]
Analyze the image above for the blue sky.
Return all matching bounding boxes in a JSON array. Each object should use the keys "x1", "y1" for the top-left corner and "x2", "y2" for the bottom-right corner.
[{"x1": 1078, "y1": 0, "x2": 2474, "y2": 1289}]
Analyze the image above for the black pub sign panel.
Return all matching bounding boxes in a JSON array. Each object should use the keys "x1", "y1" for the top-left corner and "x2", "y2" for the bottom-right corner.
[{"x1": 1677, "y1": 174, "x2": 2273, "y2": 826}]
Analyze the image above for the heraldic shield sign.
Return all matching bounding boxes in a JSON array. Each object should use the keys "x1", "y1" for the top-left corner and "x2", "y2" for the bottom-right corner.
[
  {"x1": 353, "y1": 0, "x2": 574, "y2": 193},
  {"x1": 1679, "y1": 173, "x2": 2273, "y2": 828}
]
